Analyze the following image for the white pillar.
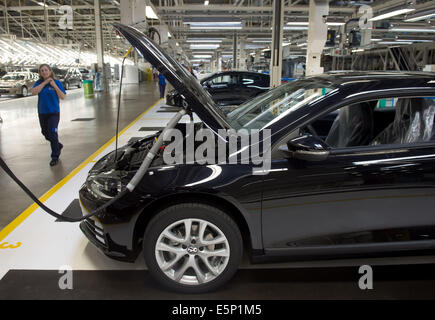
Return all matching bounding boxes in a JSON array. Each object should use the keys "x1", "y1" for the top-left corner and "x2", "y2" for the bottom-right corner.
[
  {"x1": 94, "y1": 0, "x2": 107, "y2": 91},
  {"x1": 305, "y1": 0, "x2": 329, "y2": 76},
  {"x1": 217, "y1": 51, "x2": 222, "y2": 72},
  {"x1": 270, "y1": 0, "x2": 284, "y2": 88},
  {"x1": 233, "y1": 33, "x2": 237, "y2": 70},
  {"x1": 239, "y1": 39, "x2": 247, "y2": 70}
]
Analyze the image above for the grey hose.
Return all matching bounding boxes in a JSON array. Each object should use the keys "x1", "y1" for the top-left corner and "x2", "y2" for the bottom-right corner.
[{"x1": 126, "y1": 108, "x2": 187, "y2": 191}]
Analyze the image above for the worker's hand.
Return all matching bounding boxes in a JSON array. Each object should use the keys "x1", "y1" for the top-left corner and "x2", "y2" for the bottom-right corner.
[{"x1": 49, "y1": 78, "x2": 56, "y2": 87}]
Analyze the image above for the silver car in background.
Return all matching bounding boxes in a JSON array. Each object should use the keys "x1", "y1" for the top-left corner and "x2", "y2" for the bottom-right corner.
[{"x1": 0, "y1": 72, "x2": 39, "y2": 97}]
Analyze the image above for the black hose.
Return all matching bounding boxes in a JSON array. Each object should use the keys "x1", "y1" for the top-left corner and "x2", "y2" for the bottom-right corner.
[
  {"x1": 0, "y1": 156, "x2": 128, "y2": 222},
  {"x1": 114, "y1": 55, "x2": 127, "y2": 163}
]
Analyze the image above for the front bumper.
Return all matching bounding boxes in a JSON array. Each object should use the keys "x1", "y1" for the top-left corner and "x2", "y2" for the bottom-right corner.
[
  {"x1": 79, "y1": 219, "x2": 138, "y2": 262},
  {"x1": 0, "y1": 87, "x2": 18, "y2": 95},
  {"x1": 78, "y1": 195, "x2": 140, "y2": 263}
]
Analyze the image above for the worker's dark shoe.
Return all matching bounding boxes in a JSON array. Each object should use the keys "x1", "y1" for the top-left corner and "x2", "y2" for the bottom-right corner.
[{"x1": 50, "y1": 158, "x2": 59, "y2": 166}]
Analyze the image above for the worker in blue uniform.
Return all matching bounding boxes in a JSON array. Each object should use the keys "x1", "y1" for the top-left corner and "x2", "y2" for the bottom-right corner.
[
  {"x1": 31, "y1": 64, "x2": 66, "y2": 166},
  {"x1": 158, "y1": 72, "x2": 166, "y2": 99}
]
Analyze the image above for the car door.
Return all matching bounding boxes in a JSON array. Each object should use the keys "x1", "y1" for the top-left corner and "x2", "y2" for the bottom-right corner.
[
  {"x1": 261, "y1": 96, "x2": 435, "y2": 257},
  {"x1": 239, "y1": 74, "x2": 268, "y2": 102},
  {"x1": 206, "y1": 74, "x2": 239, "y2": 106}
]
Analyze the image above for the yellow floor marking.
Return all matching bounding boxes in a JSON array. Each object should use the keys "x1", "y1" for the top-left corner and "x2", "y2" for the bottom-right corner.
[{"x1": 0, "y1": 99, "x2": 161, "y2": 242}]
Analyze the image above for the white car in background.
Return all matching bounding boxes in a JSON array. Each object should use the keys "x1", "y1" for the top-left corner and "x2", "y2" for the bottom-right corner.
[{"x1": 0, "y1": 71, "x2": 39, "y2": 97}]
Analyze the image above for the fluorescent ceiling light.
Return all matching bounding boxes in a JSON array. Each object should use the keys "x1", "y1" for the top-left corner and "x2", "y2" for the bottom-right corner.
[
  {"x1": 287, "y1": 21, "x2": 344, "y2": 26},
  {"x1": 378, "y1": 41, "x2": 412, "y2": 45},
  {"x1": 369, "y1": 8, "x2": 415, "y2": 22},
  {"x1": 204, "y1": 0, "x2": 209, "y2": 5},
  {"x1": 405, "y1": 8, "x2": 435, "y2": 22},
  {"x1": 326, "y1": 22, "x2": 345, "y2": 26},
  {"x1": 389, "y1": 27, "x2": 435, "y2": 33},
  {"x1": 186, "y1": 39, "x2": 222, "y2": 43},
  {"x1": 286, "y1": 22, "x2": 309, "y2": 25},
  {"x1": 190, "y1": 44, "x2": 220, "y2": 49},
  {"x1": 252, "y1": 40, "x2": 272, "y2": 43},
  {"x1": 283, "y1": 26, "x2": 308, "y2": 30},
  {"x1": 190, "y1": 24, "x2": 242, "y2": 30},
  {"x1": 190, "y1": 51, "x2": 214, "y2": 54},
  {"x1": 37, "y1": 2, "x2": 47, "y2": 7},
  {"x1": 146, "y1": 6, "x2": 158, "y2": 20},
  {"x1": 194, "y1": 55, "x2": 212, "y2": 58},
  {"x1": 371, "y1": 38, "x2": 382, "y2": 41},
  {"x1": 396, "y1": 39, "x2": 432, "y2": 42},
  {"x1": 352, "y1": 48, "x2": 365, "y2": 52},
  {"x1": 297, "y1": 42, "x2": 307, "y2": 47}
]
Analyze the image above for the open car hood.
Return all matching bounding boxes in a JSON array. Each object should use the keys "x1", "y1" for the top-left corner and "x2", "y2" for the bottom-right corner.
[{"x1": 113, "y1": 23, "x2": 231, "y2": 132}]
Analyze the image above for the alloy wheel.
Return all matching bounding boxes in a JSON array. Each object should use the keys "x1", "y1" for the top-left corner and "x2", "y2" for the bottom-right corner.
[{"x1": 155, "y1": 218, "x2": 230, "y2": 286}]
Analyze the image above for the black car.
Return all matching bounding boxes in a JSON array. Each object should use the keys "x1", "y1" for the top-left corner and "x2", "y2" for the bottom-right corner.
[
  {"x1": 53, "y1": 67, "x2": 82, "y2": 90},
  {"x1": 79, "y1": 23, "x2": 435, "y2": 293},
  {"x1": 79, "y1": 68, "x2": 92, "y2": 81},
  {"x1": 166, "y1": 71, "x2": 269, "y2": 108}
]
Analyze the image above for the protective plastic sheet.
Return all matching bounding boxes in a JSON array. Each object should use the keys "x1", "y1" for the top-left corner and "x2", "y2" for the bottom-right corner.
[
  {"x1": 371, "y1": 98, "x2": 435, "y2": 145},
  {"x1": 325, "y1": 102, "x2": 375, "y2": 148}
]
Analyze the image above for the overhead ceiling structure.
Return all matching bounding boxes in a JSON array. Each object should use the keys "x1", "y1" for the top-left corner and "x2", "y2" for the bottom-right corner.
[{"x1": 0, "y1": 0, "x2": 434, "y2": 63}]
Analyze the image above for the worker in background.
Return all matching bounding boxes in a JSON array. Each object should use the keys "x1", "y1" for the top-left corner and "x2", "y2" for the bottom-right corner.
[
  {"x1": 31, "y1": 64, "x2": 66, "y2": 167},
  {"x1": 158, "y1": 72, "x2": 166, "y2": 99}
]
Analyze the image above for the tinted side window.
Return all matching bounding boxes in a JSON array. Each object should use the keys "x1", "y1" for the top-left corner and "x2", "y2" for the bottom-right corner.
[
  {"x1": 305, "y1": 97, "x2": 435, "y2": 149},
  {"x1": 211, "y1": 74, "x2": 237, "y2": 85},
  {"x1": 240, "y1": 74, "x2": 269, "y2": 87}
]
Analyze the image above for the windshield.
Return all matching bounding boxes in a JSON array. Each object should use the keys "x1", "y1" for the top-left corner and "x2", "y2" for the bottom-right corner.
[
  {"x1": 2, "y1": 73, "x2": 26, "y2": 81},
  {"x1": 226, "y1": 79, "x2": 335, "y2": 130},
  {"x1": 53, "y1": 69, "x2": 67, "y2": 75}
]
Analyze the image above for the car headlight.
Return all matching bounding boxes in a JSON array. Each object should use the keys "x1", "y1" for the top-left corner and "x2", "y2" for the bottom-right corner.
[{"x1": 86, "y1": 170, "x2": 124, "y2": 199}]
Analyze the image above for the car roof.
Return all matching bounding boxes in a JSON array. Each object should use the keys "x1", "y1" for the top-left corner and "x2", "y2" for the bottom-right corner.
[
  {"x1": 209, "y1": 71, "x2": 268, "y2": 77},
  {"x1": 310, "y1": 71, "x2": 435, "y2": 87}
]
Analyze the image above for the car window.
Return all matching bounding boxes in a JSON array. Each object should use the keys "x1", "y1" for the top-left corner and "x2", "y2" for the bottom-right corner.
[
  {"x1": 211, "y1": 75, "x2": 238, "y2": 85},
  {"x1": 241, "y1": 74, "x2": 267, "y2": 88},
  {"x1": 300, "y1": 96, "x2": 435, "y2": 149},
  {"x1": 227, "y1": 80, "x2": 335, "y2": 130},
  {"x1": 2, "y1": 73, "x2": 25, "y2": 80}
]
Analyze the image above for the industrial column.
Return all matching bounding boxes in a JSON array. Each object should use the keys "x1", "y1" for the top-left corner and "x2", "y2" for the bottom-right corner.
[
  {"x1": 270, "y1": 0, "x2": 284, "y2": 88},
  {"x1": 94, "y1": 0, "x2": 107, "y2": 91},
  {"x1": 120, "y1": 0, "x2": 146, "y2": 84},
  {"x1": 217, "y1": 51, "x2": 222, "y2": 72},
  {"x1": 3, "y1": 0, "x2": 9, "y2": 34},
  {"x1": 239, "y1": 38, "x2": 247, "y2": 70},
  {"x1": 305, "y1": 0, "x2": 329, "y2": 76},
  {"x1": 233, "y1": 33, "x2": 237, "y2": 70},
  {"x1": 44, "y1": 0, "x2": 49, "y2": 42}
]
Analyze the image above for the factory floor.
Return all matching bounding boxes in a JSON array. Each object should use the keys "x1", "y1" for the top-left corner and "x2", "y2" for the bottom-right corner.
[
  {"x1": 0, "y1": 82, "x2": 160, "y2": 230},
  {"x1": 0, "y1": 81, "x2": 434, "y2": 300}
]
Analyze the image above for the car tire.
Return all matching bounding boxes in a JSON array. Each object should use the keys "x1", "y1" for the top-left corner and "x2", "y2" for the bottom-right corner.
[
  {"x1": 143, "y1": 203, "x2": 243, "y2": 293},
  {"x1": 20, "y1": 86, "x2": 28, "y2": 97}
]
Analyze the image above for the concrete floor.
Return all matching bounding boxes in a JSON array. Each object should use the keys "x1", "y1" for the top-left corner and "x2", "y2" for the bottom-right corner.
[{"x1": 0, "y1": 82, "x2": 160, "y2": 230}]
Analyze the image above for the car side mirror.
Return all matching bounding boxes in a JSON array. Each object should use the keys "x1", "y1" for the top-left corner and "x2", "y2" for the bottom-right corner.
[
  {"x1": 202, "y1": 81, "x2": 210, "y2": 88},
  {"x1": 283, "y1": 134, "x2": 330, "y2": 161}
]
